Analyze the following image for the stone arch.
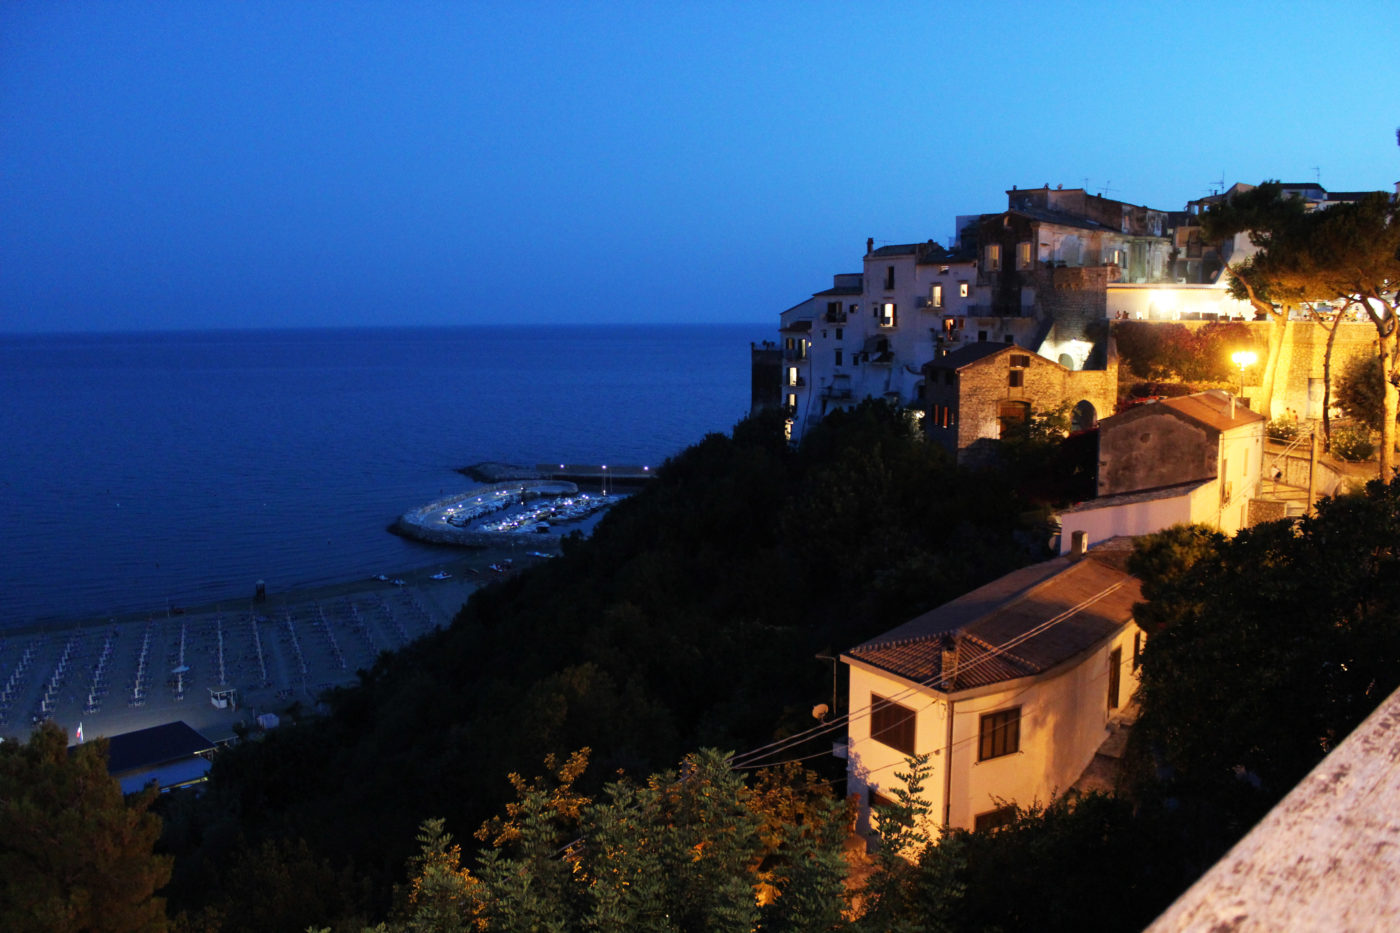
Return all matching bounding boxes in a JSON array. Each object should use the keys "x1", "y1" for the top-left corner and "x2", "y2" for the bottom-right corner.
[{"x1": 1071, "y1": 399, "x2": 1098, "y2": 432}]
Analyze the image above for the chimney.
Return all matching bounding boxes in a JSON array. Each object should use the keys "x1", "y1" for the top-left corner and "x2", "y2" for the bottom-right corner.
[
  {"x1": 940, "y1": 633, "x2": 960, "y2": 690},
  {"x1": 866, "y1": 237, "x2": 874, "y2": 255},
  {"x1": 1070, "y1": 530, "x2": 1088, "y2": 559}
]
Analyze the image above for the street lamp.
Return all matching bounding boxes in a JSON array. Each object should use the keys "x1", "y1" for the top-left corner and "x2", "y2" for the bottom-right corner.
[{"x1": 1231, "y1": 350, "x2": 1258, "y2": 399}]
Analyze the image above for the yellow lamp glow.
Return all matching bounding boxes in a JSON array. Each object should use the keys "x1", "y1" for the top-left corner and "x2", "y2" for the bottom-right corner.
[{"x1": 1231, "y1": 350, "x2": 1258, "y2": 398}]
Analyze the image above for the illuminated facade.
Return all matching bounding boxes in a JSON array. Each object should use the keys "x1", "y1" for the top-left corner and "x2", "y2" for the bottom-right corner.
[{"x1": 841, "y1": 543, "x2": 1142, "y2": 839}]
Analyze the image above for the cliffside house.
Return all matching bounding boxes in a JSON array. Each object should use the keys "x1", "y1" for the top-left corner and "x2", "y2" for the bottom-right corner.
[
  {"x1": 841, "y1": 540, "x2": 1142, "y2": 840},
  {"x1": 922, "y1": 341, "x2": 1117, "y2": 466},
  {"x1": 1056, "y1": 390, "x2": 1266, "y2": 553}
]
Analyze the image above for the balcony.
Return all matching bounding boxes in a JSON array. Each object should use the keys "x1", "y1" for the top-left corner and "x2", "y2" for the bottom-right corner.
[
  {"x1": 783, "y1": 348, "x2": 808, "y2": 362},
  {"x1": 824, "y1": 308, "x2": 848, "y2": 324}
]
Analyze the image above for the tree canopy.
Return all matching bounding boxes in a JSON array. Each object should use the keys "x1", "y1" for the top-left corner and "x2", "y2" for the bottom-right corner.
[{"x1": 0, "y1": 724, "x2": 172, "y2": 933}]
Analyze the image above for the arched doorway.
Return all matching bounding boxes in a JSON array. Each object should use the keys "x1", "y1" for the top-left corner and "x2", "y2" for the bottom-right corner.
[{"x1": 1071, "y1": 400, "x2": 1097, "y2": 432}]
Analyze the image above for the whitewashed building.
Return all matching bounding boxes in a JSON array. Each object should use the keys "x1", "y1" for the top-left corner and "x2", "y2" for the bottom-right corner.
[{"x1": 842, "y1": 541, "x2": 1143, "y2": 838}]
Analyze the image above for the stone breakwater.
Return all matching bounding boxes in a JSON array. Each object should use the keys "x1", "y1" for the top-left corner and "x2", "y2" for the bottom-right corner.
[{"x1": 393, "y1": 481, "x2": 579, "y2": 548}]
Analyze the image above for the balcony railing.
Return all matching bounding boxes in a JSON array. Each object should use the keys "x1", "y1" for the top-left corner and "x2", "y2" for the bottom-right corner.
[
  {"x1": 824, "y1": 309, "x2": 848, "y2": 324},
  {"x1": 783, "y1": 348, "x2": 808, "y2": 362}
]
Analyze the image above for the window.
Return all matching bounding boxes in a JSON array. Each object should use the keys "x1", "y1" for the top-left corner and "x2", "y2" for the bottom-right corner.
[
  {"x1": 787, "y1": 366, "x2": 801, "y2": 387},
  {"x1": 1133, "y1": 631, "x2": 1144, "y2": 670},
  {"x1": 871, "y1": 694, "x2": 917, "y2": 756},
  {"x1": 977, "y1": 330, "x2": 987, "y2": 342},
  {"x1": 835, "y1": 328, "x2": 843, "y2": 340},
  {"x1": 931, "y1": 284, "x2": 943, "y2": 308},
  {"x1": 974, "y1": 805, "x2": 1018, "y2": 833},
  {"x1": 834, "y1": 349, "x2": 843, "y2": 367},
  {"x1": 786, "y1": 393, "x2": 797, "y2": 409},
  {"x1": 944, "y1": 370, "x2": 955, "y2": 386},
  {"x1": 1108, "y1": 647, "x2": 1122, "y2": 711},
  {"x1": 985, "y1": 244, "x2": 1001, "y2": 271},
  {"x1": 1008, "y1": 370, "x2": 1024, "y2": 388},
  {"x1": 1017, "y1": 241, "x2": 1032, "y2": 269},
  {"x1": 959, "y1": 281, "x2": 969, "y2": 298},
  {"x1": 978, "y1": 707, "x2": 1020, "y2": 761},
  {"x1": 1004, "y1": 334, "x2": 1015, "y2": 344},
  {"x1": 1010, "y1": 354, "x2": 1030, "y2": 368},
  {"x1": 869, "y1": 787, "x2": 897, "y2": 811},
  {"x1": 879, "y1": 303, "x2": 897, "y2": 328},
  {"x1": 884, "y1": 266, "x2": 895, "y2": 290}
]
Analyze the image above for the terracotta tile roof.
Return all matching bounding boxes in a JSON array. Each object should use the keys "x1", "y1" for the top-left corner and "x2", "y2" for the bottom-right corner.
[
  {"x1": 1157, "y1": 391, "x2": 1265, "y2": 432},
  {"x1": 846, "y1": 553, "x2": 1141, "y2": 691}
]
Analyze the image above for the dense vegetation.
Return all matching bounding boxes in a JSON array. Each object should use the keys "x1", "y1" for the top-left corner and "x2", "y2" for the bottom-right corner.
[
  {"x1": 12, "y1": 402, "x2": 1400, "y2": 931},
  {"x1": 154, "y1": 401, "x2": 1044, "y2": 929}
]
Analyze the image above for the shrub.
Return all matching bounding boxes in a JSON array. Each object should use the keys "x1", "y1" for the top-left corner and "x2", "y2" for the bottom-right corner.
[
  {"x1": 1330, "y1": 422, "x2": 1375, "y2": 462},
  {"x1": 1266, "y1": 419, "x2": 1301, "y2": 442}
]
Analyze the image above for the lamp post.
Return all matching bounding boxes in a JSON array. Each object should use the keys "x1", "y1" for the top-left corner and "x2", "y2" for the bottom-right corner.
[{"x1": 1231, "y1": 349, "x2": 1258, "y2": 400}]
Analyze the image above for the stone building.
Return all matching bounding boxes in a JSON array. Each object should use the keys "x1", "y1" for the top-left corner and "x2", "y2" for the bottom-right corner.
[
  {"x1": 1056, "y1": 390, "x2": 1266, "y2": 552},
  {"x1": 923, "y1": 341, "x2": 1117, "y2": 465}
]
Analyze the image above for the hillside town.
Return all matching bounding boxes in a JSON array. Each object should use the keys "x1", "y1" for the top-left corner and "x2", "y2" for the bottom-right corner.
[
  {"x1": 8, "y1": 178, "x2": 1400, "y2": 931},
  {"x1": 746, "y1": 177, "x2": 1400, "y2": 920}
]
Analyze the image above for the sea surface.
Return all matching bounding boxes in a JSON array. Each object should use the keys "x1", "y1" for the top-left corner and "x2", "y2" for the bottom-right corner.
[{"x1": 0, "y1": 325, "x2": 764, "y2": 629}]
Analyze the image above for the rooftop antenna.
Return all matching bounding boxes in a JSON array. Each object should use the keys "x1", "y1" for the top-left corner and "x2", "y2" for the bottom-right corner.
[
  {"x1": 1101, "y1": 179, "x2": 1118, "y2": 198},
  {"x1": 1312, "y1": 166, "x2": 1321, "y2": 186}
]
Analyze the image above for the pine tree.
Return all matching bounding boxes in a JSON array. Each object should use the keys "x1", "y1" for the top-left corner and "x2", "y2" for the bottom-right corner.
[{"x1": 0, "y1": 722, "x2": 172, "y2": 932}]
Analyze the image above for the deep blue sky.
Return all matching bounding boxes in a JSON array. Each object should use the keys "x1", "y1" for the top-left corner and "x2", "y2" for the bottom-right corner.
[{"x1": 3, "y1": 1, "x2": 1398, "y2": 333}]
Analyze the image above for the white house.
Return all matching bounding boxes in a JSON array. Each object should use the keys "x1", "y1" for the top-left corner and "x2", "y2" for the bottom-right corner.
[
  {"x1": 1057, "y1": 390, "x2": 1266, "y2": 553},
  {"x1": 842, "y1": 541, "x2": 1143, "y2": 838}
]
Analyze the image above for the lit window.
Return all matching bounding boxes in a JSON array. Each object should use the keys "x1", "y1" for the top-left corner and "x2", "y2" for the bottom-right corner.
[
  {"x1": 1018, "y1": 241, "x2": 1032, "y2": 268},
  {"x1": 871, "y1": 694, "x2": 916, "y2": 756},
  {"x1": 786, "y1": 393, "x2": 797, "y2": 408},
  {"x1": 959, "y1": 282, "x2": 969, "y2": 298},
  {"x1": 931, "y1": 284, "x2": 943, "y2": 308},
  {"x1": 879, "y1": 303, "x2": 897, "y2": 327},
  {"x1": 986, "y1": 243, "x2": 1001, "y2": 271},
  {"x1": 787, "y1": 367, "x2": 800, "y2": 387},
  {"x1": 978, "y1": 707, "x2": 1020, "y2": 761}
]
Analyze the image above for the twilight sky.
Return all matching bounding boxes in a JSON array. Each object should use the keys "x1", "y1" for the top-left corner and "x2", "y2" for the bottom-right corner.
[{"x1": 3, "y1": 1, "x2": 1398, "y2": 333}]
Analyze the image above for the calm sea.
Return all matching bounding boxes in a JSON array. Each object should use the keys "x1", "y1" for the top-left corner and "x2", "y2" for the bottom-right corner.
[{"x1": 0, "y1": 325, "x2": 764, "y2": 628}]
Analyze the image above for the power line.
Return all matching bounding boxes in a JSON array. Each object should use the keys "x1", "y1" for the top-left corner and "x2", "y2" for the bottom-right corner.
[{"x1": 727, "y1": 581, "x2": 1126, "y2": 770}]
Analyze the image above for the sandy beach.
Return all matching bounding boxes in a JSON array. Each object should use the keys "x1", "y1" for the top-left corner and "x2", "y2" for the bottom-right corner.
[{"x1": 1, "y1": 546, "x2": 549, "y2": 746}]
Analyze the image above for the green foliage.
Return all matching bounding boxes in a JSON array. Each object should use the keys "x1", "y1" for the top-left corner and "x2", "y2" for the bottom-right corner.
[
  {"x1": 1330, "y1": 422, "x2": 1375, "y2": 462},
  {"x1": 852, "y1": 754, "x2": 936, "y2": 933},
  {"x1": 1335, "y1": 354, "x2": 1384, "y2": 431},
  {"x1": 383, "y1": 749, "x2": 848, "y2": 932},
  {"x1": 920, "y1": 794, "x2": 1186, "y2": 933},
  {"x1": 0, "y1": 723, "x2": 171, "y2": 933},
  {"x1": 1113, "y1": 321, "x2": 1262, "y2": 384},
  {"x1": 167, "y1": 402, "x2": 1041, "y2": 923},
  {"x1": 1126, "y1": 524, "x2": 1226, "y2": 636},
  {"x1": 1127, "y1": 482, "x2": 1400, "y2": 852}
]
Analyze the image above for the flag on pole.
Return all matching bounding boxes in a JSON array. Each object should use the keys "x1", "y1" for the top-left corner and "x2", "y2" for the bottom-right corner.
[{"x1": 76, "y1": 722, "x2": 83, "y2": 744}]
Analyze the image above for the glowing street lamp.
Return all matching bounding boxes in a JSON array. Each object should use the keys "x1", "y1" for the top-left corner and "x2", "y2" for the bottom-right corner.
[{"x1": 1231, "y1": 350, "x2": 1258, "y2": 398}]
